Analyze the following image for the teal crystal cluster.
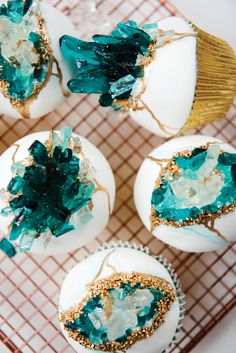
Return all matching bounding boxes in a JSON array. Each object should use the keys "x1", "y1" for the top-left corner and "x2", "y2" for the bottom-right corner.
[
  {"x1": 1, "y1": 128, "x2": 95, "y2": 253},
  {"x1": 151, "y1": 145, "x2": 236, "y2": 224},
  {"x1": 65, "y1": 282, "x2": 163, "y2": 345},
  {"x1": 0, "y1": 0, "x2": 51, "y2": 103},
  {"x1": 60, "y1": 20, "x2": 158, "y2": 110}
]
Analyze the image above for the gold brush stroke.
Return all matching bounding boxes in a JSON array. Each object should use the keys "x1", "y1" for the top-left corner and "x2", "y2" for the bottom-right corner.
[
  {"x1": 179, "y1": 23, "x2": 236, "y2": 133},
  {"x1": 157, "y1": 31, "x2": 196, "y2": 49},
  {"x1": 11, "y1": 144, "x2": 20, "y2": 163},
  {"x1": 138, "y1": 98, "x2": 177, "y2": 135},
  {"x1": 63, "y1": 250, "x2": 117, "y2": 316},
  {"x1": 52, "y1": 57, "x2": 70, "y2": 98},
  {"x1": 147, "y1": 156, "x2": 171, "y2": 167},
  {"x1": 202, "y1": 217, "x2": 228, "y2": 242},
  {"x1": 90, "y1": 250, "x2": 117, "y2": 284},
  {"x1": 60, "y1": 272, "x2": 176, "y2": 353},
  {"x1": 93, "y1": 178, "x2": 111, "y2": 215},
  {"x1": 150, "y1": 144, "x2": 235, "y2": 242}
]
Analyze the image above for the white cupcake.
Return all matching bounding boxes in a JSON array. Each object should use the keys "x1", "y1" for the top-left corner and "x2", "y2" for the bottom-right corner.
[
  {"x1": 59, "y1": 242, "x2": 185, "y2": 353},
  {"x1": 134, "y1": 135, "x2": 236, "y2": 252},
  {"x1": 60, "y1": 16, "x2": 236, "y2": 137},
  {"x1": 0, "y1": 128, "x2": 116, "y2": 256},
  {"x1": 0, "y1": 0, "x2": 76, "y2": 119}
]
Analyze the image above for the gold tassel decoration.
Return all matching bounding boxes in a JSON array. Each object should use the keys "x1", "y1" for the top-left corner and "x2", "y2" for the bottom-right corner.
[{"x1": 180, "y1": 23, "x2": 236, "y2": 133}]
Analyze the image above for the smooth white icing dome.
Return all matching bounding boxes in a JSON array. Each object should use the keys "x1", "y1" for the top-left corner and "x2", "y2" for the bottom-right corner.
[
  {"x1": 59, "y1": 246, "x2": 181, "y2": 353},
  {"x1": 134, "y1": 135, "x2": 236, "y2": 252},
  {"x1": 0, "y1": 2, "x2": 76, "y2": 119},
  {"x1": 0, "y1": 131, "x2": 116, "y2": 255},
  {"x1": 129, "y1": 16, "x2": 197, "y2": 137}
]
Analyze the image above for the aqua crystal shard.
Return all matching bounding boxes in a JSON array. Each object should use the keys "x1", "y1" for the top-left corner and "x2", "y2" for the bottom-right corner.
[
  {"x1": 65, "y1": 282, "x2": 163, "y2": 345},
  {"x1": 1, "y1": 128, "x2": 95, "y2": 252},
  {"x1": 0, "y1": 0, "x2": 51, "y2": 104},
  {"x1": 60, "y1": 21, "x2": 158, "y2": 109},
  {"x1": 0, "y1": 238, "x2": 16, "y2": 257},
  {"x1": 151, "y1": 145, "x2": 236, "y2": 223}
]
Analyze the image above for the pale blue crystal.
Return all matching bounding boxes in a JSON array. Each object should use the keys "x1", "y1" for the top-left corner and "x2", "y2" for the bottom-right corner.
[
  {"x1": 19, "y1": 230, "x2": 36, "y2": 252},
  {"x1": 11, "y1": 161, "x2": 25, "y2": 176},
  {"x1": 110, "y1": 74, "x2": 136, "y2": 98},
  {"x1": 61, "y1": 127, "x2": 73, "y2": 151}
]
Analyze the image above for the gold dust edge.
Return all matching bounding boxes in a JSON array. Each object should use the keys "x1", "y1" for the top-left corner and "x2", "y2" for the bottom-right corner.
[{"x1": 60, "y1": 272, "x2": 176, "y2": 352}]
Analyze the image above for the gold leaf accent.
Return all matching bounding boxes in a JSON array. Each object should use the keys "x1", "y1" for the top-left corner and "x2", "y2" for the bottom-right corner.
[{"x1": 93, "y1": 178, "x2": 112, "y2": 215}]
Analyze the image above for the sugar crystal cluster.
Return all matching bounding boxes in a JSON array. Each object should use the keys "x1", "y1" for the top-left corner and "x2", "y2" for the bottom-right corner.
[
  {"x1": 151, "y1": 145, "x2": 236, "y2": 224},
  {"x1": 0, "y1": 128, "x2": 95, "y2": 253},
  {"x1": 60, "y1": 20, "x2": 158, "y2": 110},
  {"x1": 0, "y1": 0, "x2": 51, "y2": 104}
]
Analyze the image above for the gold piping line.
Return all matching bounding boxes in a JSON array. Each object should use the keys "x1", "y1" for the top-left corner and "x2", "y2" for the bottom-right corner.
[
  {"x1": 138, "y1": 98, "x2": 177, "y2": 135},
  {"x1": 12, "y1": 144, "x2": 20, "y2": 163},
  {"x1": 157, "y1": 32, "x2": 196, "y2": 49},
  {"x1": 93, "y1": 178, "x2": 111, "y2": 215},
  {"x1": 52, "y1": 57, "x2": 70, "y2": 98},
  {"x1": 147, "y1": 156, "x2": 171, "y2": 167},
  {"x1": 63, "y1": 250, "x2": 117, "y2": 315},
  {"x1": 90, "y1": 250, "x2": 117, "y2": 284},
  {"x1": 203, "y1": 218, "x2": 229, "y2": 242}
]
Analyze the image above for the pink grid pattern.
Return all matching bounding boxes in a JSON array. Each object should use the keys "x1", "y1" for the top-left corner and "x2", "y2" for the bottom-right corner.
[{"x1": 0, "y1": 1, "x2": 236, "y2": 352}]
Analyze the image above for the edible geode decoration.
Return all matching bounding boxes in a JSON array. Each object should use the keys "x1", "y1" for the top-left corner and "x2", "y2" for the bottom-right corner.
[
  {"x1": 59, "y1": 244, "x2": 184, "y2": 353},
  {"x1": 0, "y1": 128, "x2": 115, "y2": 256},
  {"x1": 134, "y1": 135, "x2": 236, "y2": 252},
  {"x1": 60, "y1": 17, "x2": 236, "y2": 137},
  {"x1": 0, "y1": 0, "x2": 76, "y2": 119}
]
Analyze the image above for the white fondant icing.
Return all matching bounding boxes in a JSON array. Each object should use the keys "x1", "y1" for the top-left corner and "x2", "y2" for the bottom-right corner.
[
  {"x1": 0, "y1": 2, "x2": 76, "y2": 119},
  {"x1": 59, "y1": 247, "x2": 180, "y2": 353},
  {"x1": 0, "y1": 131, "x2": 116, "y2": 255},
  {"x1": 129, "y1": 16, "x2": 197, "y2": 137},
  {"x1": 134, "y1": 135, "x2": 236, "y2": 252}
]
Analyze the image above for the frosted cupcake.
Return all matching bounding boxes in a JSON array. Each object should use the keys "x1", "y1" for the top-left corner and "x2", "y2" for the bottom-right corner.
[
  {"x1": 60, "y1": 16, "x2": 236, "y2": 137},
  {"x1": 134, "y1": 135, "x2": 236, "y2": 252},
  {"x1": 59, "y1": 242, "x2": 185, "y2": 353},
  {"x1": 0, "y1": 0, "x2": 76, "y2": 119},
  {"x1": 0, "y1": 128, "x2": 115, "y2": 256}
]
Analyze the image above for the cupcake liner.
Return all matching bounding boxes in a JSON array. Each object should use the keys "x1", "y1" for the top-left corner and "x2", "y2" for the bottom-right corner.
[
  {"x1": 180, "y1": 23, "x2": 236, "y2": 133},
  {"x1": 98, "y1": 241, "x2": 185, "y2": 353}
]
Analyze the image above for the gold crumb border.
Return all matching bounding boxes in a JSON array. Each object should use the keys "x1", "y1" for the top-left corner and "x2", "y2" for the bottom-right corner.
[{"x1": 60, "y1": 272, "x2": 177, "y2": 352}]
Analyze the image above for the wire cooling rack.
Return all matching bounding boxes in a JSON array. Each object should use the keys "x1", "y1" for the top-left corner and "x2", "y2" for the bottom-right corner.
[{"x1": 0, "y1": 0, "x2": 236, "y2": 352}]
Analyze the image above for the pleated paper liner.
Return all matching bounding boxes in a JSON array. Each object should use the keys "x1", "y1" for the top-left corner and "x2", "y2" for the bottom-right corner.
[
  {"x1": 98, "y1": 241, "x2": 185, "y2": 352},
  {"x1": 180, "y1": 23, "x2": 236, "y2": 133}
]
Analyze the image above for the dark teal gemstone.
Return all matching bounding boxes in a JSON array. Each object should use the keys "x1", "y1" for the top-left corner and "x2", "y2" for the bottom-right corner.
[
  {"x1": 232, "y1": 165, "x2": 236, "y2": 185},
  {"x1": 29, "y1": 140, "x2": 49, "y2": 165},
  {"x1": 8, "y1": 176, "x2": 24, "y2": 194},
  {"x1": 219, "y1": 152, "x2": 236, "y2": 165},
  {"x1": 60, "y1": 21, "x2": 158, "y2": 109},
  {"x1": 175, "y1": 149, "x2": 207, "y2": 171},
  {"x1": 0, "y1": 237, "x2": 16, "y2": 257}
]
